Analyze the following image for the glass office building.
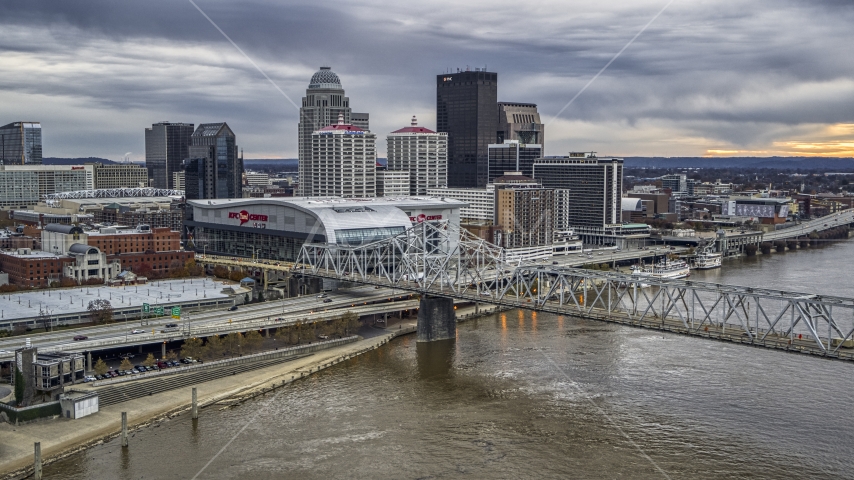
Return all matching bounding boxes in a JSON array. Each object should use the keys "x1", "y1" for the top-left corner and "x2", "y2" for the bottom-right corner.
[
  {"x1": 436, "y1": 70, "x2": 498, "y2": 188},
  {"x1": 0, "y1": 122, "x2": 42, "y2": 165},
  {"x1": 487, "y1": 140, "x2": 543, "y2": 182},
  {"x1": 184, "y1": 123, "x2": 242, "y2": 200},
  {"x1": 145, "y1": 122, "x2": 193, "y2": 189}
]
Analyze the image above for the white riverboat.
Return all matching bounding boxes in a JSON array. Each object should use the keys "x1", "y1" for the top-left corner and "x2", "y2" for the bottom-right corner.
[
  {"x1": 630, "y1": 258, "x2": 691, "y2": 279},
  {"x1": 693, "y1": 250, "x2": 722, "y2": 270}
]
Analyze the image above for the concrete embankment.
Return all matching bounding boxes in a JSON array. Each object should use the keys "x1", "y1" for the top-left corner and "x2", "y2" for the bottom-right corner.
[{"x1": 0, "y1": 324, "x2": 417, "y2": 480}]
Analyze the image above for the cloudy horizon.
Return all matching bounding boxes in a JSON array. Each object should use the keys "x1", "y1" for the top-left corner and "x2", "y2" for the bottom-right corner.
[{"x1": 2, "y1": 0, "x2": 853, "y2": 161}]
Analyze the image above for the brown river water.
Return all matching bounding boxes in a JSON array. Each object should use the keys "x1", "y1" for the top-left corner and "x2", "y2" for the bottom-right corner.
[{"x1": 42, "y1": 239, "x2": 854, "y2": 479}]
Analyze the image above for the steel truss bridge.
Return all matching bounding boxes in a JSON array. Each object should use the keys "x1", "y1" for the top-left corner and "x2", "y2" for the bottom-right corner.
[
  {"x1": 295, "y1": 221, "x2": 854, "y2": 361},
  {"x1": 43, "y1": 187, "x2": 185, "y2": 206}
]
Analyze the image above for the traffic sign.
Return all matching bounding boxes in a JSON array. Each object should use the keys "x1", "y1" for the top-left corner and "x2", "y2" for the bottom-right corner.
[
  {"x1": 153, "y1": 306, "x2": 164, "y2": 316},
  {"x1": 171, "y1": 307, "x2": 181, "y2": 319},
  {"x1": 143, "y1": 303, "x2": 150, "y2": 313}
]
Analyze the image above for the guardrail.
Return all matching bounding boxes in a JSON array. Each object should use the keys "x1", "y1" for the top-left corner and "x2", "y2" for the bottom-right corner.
[{"x1": 91, "y1": 335, "x2": 359, "y2": 387}]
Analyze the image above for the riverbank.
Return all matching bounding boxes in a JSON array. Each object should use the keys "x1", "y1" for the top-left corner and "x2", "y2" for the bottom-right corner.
[{"x1": 0, "y1": 320, "x2": 419, "y2": 480}]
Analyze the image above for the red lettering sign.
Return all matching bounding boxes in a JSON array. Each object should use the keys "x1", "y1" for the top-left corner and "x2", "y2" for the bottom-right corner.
[
  {"x1": 71, "y1": 166, "x2": 84, "y2": 170},
  {"x1": 228, "y1": 210, "x2": 268, "y2": 225},
  {"x1": 409, "y1": 214, "x2": 442, "y2": 223}
]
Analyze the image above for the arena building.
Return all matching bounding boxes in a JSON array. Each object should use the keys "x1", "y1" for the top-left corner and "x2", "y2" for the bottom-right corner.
[{"x1": 185, "y1": 196, "x2": 466, "y2": 261}]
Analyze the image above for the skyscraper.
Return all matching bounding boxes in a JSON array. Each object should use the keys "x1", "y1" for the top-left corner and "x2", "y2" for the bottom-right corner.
[
  {"x1": 0, "y1": 122, "x2": 42, "y2": 165},
  {"x1": 386, "y1": 116, "x2": 448, "y2": 196},
  {"x1": 533, "y1": 154, "x2": 624, "y2": 229},
  {"x1": 144, "y1": 122, "x2": 193, "y2": 189},
  {"x1": 298, "y1": 67, "x2": 369, "y2": 196},
  {"x1": 497, "y1": 102, "x2": 544, "y2": 148},
  {"x1": 309, "y1": 114, "x2": 376, "y2": 198},
  {"x1": 184, "y1": 123, "x2": 242, "y2": 199},
  {"x1": 487, "y1": 140, "x2": 543, "y2": 183},
  {"x1": 436, "y1": 69, "x2": 498, "y2": 188}
]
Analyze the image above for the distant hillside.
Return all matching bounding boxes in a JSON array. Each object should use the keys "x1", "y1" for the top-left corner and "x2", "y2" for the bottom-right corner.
[
  {"x1": 43, "y1": 157, "x2": 117, "y2": 165},
  {"x1": 623, "y1": 157, "x2": 854, "y2": 170}
]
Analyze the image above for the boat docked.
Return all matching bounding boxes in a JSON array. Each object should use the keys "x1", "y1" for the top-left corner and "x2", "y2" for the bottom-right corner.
[
  {"x1": 630, "y1": 258, "x2": 691, "y2": 279},
  {"x1": 693, "y1": 250, "x2": 722, "y2": 270}
]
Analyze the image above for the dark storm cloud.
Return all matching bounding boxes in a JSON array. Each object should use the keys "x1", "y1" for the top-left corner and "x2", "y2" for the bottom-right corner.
[{"x1": 1, "y1": 0, "x2": 853, "y2": 158}]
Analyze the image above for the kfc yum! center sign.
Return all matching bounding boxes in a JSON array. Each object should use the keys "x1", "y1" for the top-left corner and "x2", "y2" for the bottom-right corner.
[{"x1": 229, "y1": 210, "x2": 268, "y2": 228}]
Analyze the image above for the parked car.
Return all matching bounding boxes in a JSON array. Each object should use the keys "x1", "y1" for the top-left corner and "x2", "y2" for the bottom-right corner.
[
  {"x1": 83, "y1": 375, "x2": 96, "y2": 382},
  {"x1": 169, "y1": 361, "x2": 180, "y2": 367},
  {"x1": 73, "y1": 335, "x2": 88, "y2": 341},
  {"x1": 157, "y1": 361, "x2": 168, "y2": 369}
]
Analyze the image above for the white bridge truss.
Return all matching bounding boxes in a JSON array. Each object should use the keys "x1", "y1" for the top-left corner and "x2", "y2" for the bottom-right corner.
[
  {"x1": 44, "y1": 188, "x2": 185, "y2": 206},
  {"x1": 295, "y1": 221, "x2": 854, "y2": 359}
]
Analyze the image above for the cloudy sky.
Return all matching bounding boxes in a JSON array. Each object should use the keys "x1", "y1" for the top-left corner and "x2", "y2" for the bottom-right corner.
[{"x1": 2, "y1": 0, "x2": 853, "y2": 161}]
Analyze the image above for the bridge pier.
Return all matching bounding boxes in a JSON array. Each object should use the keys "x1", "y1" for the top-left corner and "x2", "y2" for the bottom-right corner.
[{"x1": 417, "y1": 296, "x2": 456, "y2": 343}]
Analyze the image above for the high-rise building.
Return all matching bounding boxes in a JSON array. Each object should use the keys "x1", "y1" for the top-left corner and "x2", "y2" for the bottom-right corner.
[
  {"x1": 661, "y1": 173, "x2": 689, "y2": 196},
  {"x1": 436, "y1": 69, "x2": 498, "y2": 188},
  {"x1": 386, "y1": 116, "x2": 448, "y2": 196},
  {"x1": 493, "y1": 173, "x2": 554, "y2": 250},
  {"x1": 298, "y1": 67, "x2": 368, "y2": 196},
  {"x1": 533, "y1": 154, "x2": 624, "y2": 228},
  {"x1": 144, "y1": 122, "x2": 193, "y2": 189},
  {"x1": 91, "y1": 163, "x2": 149, "y2": 189},
  {"x1": 376, "y1": 170, "x2": 410, "y2": 197},
  {"x1": 487, "y1": 140, "x2": 543, "y2": 183},
  {"x1": 184, "y1": 123, "x2": 242, "y2": 199},
  {"x1": 309, "y1": 114, "x2": 376, "y2": 198},
  {"x1": 0, "y1": 122, "x2": 42, "y2": 165},
  {"x1": 0, "y1": 164, "x2": 94, "y2": 208},
  {"x1": 172, "y1": 171, "x2": 185, "y2": 191},
  {"x1": 497, "y1": 102, "x2": 544, "y2": 147},
  {"x1": 351, "y1": 112, "x2": 370, "y2": 132},
  {"x1": 427, "y1": 185, "x2": 495, "y2": 224}
]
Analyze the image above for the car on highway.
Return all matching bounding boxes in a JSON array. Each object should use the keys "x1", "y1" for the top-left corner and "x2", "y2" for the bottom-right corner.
[
  {"x1": 317, "y1": 293, "x2": 327, "y2": 298},
  {"x1": 73, "y1": 335, "x2": 88, "y2": 341},
  {"x1": 228, "y1": 305, "x2": 238, "y2": 311},
  {"x1": 131, "y1": 329, "x2": 145, "y2": 334},
  {"x1": 323, "y1": 298, "x2": 332, "y2": 303}
]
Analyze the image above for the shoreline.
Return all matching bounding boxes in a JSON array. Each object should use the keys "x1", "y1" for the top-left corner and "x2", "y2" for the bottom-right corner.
[{"x1": 0, "y1": 321, "x2": 421, "y2": 480}]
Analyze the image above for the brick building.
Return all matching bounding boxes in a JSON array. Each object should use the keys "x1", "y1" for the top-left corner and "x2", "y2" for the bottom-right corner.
[{"x1": 0, "y1": 249, "x2": 75, "y2": 287}]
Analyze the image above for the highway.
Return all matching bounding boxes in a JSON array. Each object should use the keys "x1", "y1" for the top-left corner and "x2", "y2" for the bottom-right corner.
[
  {"x1": 0, "y1": 286, "x2": 413, "y2": 360},
  {"x1": 763, "y1": 208, "x2": 854, "y2": 241}
]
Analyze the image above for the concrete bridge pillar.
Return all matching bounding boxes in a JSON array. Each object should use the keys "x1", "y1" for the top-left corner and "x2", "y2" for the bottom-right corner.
[{"x1": 417, "y1": 296, "x2": 456, "y2": 342}]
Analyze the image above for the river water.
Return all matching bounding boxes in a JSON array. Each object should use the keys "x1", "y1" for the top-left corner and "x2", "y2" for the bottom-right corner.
[{"x1": 43, "y1": 240, "x2": 854, "y2": 479}]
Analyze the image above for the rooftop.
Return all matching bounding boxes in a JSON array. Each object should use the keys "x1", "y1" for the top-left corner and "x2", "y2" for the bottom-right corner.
[{"x1": 189, "y1": 196, "x2": 467, "y2": 210}]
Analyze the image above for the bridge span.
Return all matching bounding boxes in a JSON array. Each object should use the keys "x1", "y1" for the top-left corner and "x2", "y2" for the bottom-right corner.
[{"x1": 293, "y1": 221, "x2": 854, "y2": 361}]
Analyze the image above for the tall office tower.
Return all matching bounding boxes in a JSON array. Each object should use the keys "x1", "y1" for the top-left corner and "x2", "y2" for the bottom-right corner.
[
  {"x1": 184, "y1": 123, "x2": 242, "y2": 199},
  {"x1": 297, "y1": 67, "x2": 369, "y2": 196},
  {"x1": 533, "y1": 154, "x2": 624, "y2": 228},
  {"x1": 497, "y1": 102, "x2": 544, "y2": 148},
  {"x1": 145, "y1": 122, "x2": 193, "y2": 189},
  {"x1": 309, "y1": 114, "x2": 376, "y2": 198},
  {"x1": 487, "y1": 140, "x2": 542, "y2": 183},
  {"x1": 436, "y1": 69, "x2": 498, "y2": 188},
  {"x1": 0, "y1": 122, "x2": 42, "y2": 165},
  {"x1": 386, "y1": 116, "x2": 448, "y2": 196}
]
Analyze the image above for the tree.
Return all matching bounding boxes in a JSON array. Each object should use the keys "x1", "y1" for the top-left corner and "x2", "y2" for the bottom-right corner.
[
  {"x1": 94, "y1": 358, "x2": 109, "y2": 376},
  {"x1": 213, "y1": 266, "x2": 229, "y2": 279},
  {"x1": 143, "y1": 353, "x2": 156, "y2": 367},
  {"x1": 181, "y1": 337, "x2": 204, "y2": 360},
  {"x1": 87, "y1": 299, "x2": 113, "y2": 324},
  {"x1": 185, "y1": 259, "x2": 204, "y2": 277},
  {"x1": 119, "y1": 357, "x2": 133, "y2": 371},
  {"x1": 165, "y1": 349, "x2": 178, "y2": 361},
  {"x1": 201, "y1": 335, "x2": 225, "y2": 361},
  {"x1": 244, "y1": 330, "x2": 263, "y2": 353},
  {"x1": 223, "y1": 332, "x2": 243, "y2": 356},
  {"x1": 275, "y1": 326, "x2": 291, "y2": 343},
  {"x1": 14, "y1": 368, "x2": 24, "y2": 406}
]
